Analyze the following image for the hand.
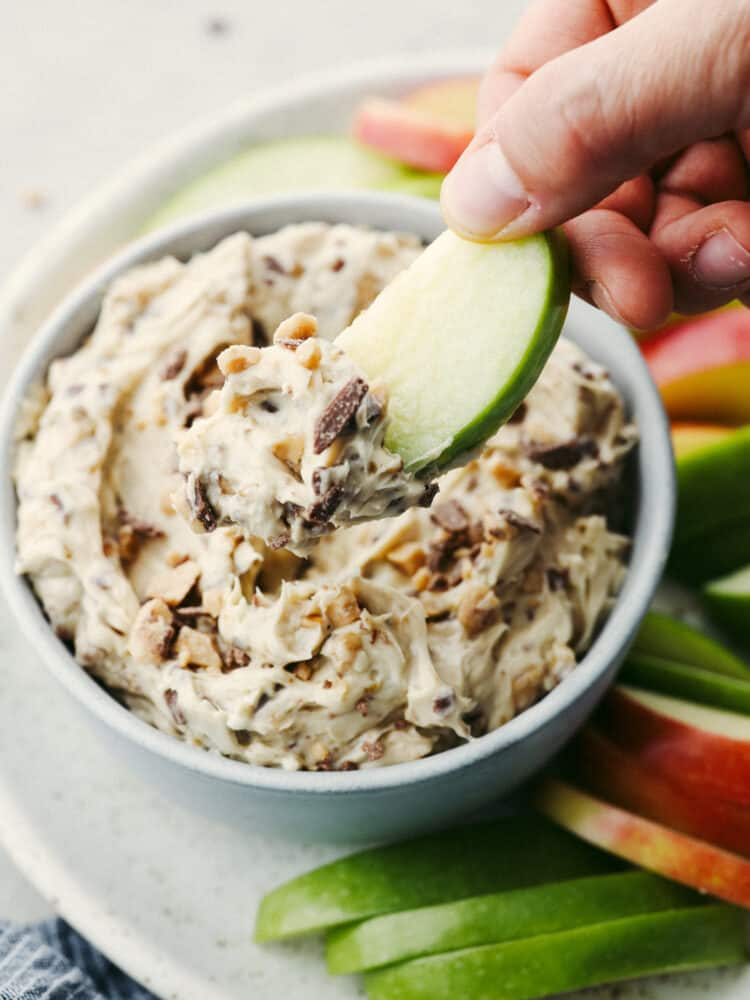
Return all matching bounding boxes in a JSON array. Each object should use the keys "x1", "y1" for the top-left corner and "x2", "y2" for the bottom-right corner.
[{"x1": 441, "y1": 0, "x2": 750, "y2": 329}]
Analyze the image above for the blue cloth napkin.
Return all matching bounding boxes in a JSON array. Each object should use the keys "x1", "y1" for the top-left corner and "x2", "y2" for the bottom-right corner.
[{"x1": 0, "y1": 920, "x2": 154, "y2": 999}]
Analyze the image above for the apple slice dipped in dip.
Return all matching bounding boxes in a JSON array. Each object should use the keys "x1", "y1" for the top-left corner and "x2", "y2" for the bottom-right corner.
[{"x1": 177, "y1": 229, "x2": 569, "y2": 554}]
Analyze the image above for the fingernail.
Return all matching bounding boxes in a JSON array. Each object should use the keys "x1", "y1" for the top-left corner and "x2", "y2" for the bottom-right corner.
[
  {"x1": 441, "y1": 140, "x2": 530, "y2": 239},
  {"x1": 692, "y1": 230, "x2": 750, "y2": 289},
  {"x1": 587, "y1": 281, "x2": 628, "y2": 326}
]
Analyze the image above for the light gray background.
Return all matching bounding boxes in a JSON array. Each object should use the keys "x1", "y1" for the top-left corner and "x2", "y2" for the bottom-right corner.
[{"x1": 1, "y1": 0, "x2": 526, "y2": 924}]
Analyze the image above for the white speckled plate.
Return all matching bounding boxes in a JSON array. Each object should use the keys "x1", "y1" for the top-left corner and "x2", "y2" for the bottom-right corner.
[{"x1": 0, "y1": 52, "x2": 747, "y2": 1000}]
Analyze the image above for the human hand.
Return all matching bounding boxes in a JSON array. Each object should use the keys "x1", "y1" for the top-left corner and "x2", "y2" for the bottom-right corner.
[{"x1": 441, "y1": 0, "x2": 750, "y2": 329}]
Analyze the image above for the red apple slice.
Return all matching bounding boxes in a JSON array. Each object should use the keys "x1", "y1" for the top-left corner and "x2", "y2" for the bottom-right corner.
[
  {"x1": 573, "y1": 726, "x2": 750, "y2": 857},
  {"x1": 535, "y1": 778, "x2": 750, "y2": 908},
  {"x1": 641, "y1": 308, "x2": 750, "y2": 423},
  {"x1": 352, "y1": 92, "x2": 475, "y2": 173},
  {"x1": 671, "y1": 421, "x2": 735, "y2": 459},
  {"x1": 352, "y1": 77, "x2": 478, "y2": 174},
  {"x1": 403, "y1": 77, "x2": 480, "y2": 125},
  {"x1": 600, "y1": 685, "x2": 750, "y2": 807}
]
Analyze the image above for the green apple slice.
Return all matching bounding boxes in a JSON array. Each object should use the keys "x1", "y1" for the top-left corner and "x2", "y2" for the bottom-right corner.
[
  {"x1": 704, "y1": 563, "x2": 750, "y2": 647},
  {"x1": 632, "y1": 611, "x2": 750, "y2": 680},
  {"x1": 670, "y1": 426, "x2": 750, "y2": 583},
  {"x1": 325, "y1": 871, "x2": 701, "y2": 975},
  {"x1": 621, "y1": 653, "x2": 750, "y2": 715},
  {"x1": 254, "y1": 817, "x2": 618, "y2": 942},
  {"x1": 364, "y1": 905, "x2": 745, "y2": 1000},
  {"x1": 144, "y1": 136, "x2": 443, "y2": 231},
  {"x1": 336, "y1": 228, "x2": 569, "y2": 473}
]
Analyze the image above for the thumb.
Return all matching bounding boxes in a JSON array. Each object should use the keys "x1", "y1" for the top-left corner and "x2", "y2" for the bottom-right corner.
[{"x1": 441, "y1": 0, "x2": 750, "y2": 240}]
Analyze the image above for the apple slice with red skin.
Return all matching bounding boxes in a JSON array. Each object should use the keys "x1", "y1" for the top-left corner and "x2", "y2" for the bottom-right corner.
[
  {"x1": 641, "y1": 307, "x2": 750, "y2": 423},
  {"x1": 353, "y1": 98, "x2": 474, "y2": 173},
  {"x1": 572, "y1": 725, "x2": 750, "y2": 856},
  {"x1": 535, "y1": 778, "x2": 750, "y2": 908},
  {"x1": 352, "y1": 77, "x2": 479, "y2": 173},
  {"x1": 671, "y1": 421, "x2": 734, "y2": 459},
  {"x1": 599, "y1": 685, "x2": 750, "y2": 807}
]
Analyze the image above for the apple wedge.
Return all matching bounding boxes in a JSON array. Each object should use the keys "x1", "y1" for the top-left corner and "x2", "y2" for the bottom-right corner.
[
  {"x1": 642, "y1": 307, "x2": 750, "y2": 423},
  {"x1": 352, "y1": 77, "x2": 478, "y2": 173},
  {"x1": 671, "y1": 421, "x2": 735, "y2": 459},
  {"x1": 704, "y1": 563, "x2": 750, "y2": 646},
  {"x1": 573, "y1": 726, "x2": 750, "y2": 856},
  {"x1": 325, "y1": 871, "x2": 700, "y2": 974},
  {"x1": 365, "y1": 905, "x2": 746, "y2": 1000},
  {"x1": 599, "y1": 686, "x2": 750, "y2": 807},
  {"x1": 336, "y1": 228, "x2": 569, "y2": 473},
  {"x1": 253, "y1": 816, "x2": 618, "y2": 942},
  {"x1": 631, "y1": 610, "x2": 750, "y2": 679},
  {"x1": 669, "y1": 425, "x2": 750, "y2": 583},
  {"x1": 620, "y1": 653, "x2": 750, "y2": 714},
  {"x1": 535, "y1": 779, "x2": 750, "y2": 907},
  {"x1": 145, "y1": 136, "x2": 443, "y2": 231}
]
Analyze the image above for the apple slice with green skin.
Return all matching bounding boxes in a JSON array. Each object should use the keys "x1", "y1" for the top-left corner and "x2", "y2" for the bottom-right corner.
[
  {"x1": 631, "y1": 610, "x2": 750, "y2": 679},
  {"x1": 535, "y1": 778, "x2": 750, "y2": 907},
  {"x1": 704, "y1": 564, "x2": 750, "y2": 646},
  {"x1": 253, "y1": 816, "x2": 619, "y2": 942},
  {"x1": 365, "y1": 905, "x2": 746, "y2": 1000},
  {"x1": 144, "y1": 136, "x2": 443, "y2": 232},
  {"x1": 669, "y1": 424, "x2": 750, "y2": 583},
  {"x1": 598, "y1": 686, "x2": 750, "y2": 807},
  {"x1": 573, "y1": 725, "x2": 750, "y2": 856},
  {"x1": 620, "y1": 652, "x2": 750, "y2": 714},
  {"x1": 325, "y1": 871, "x2": 701, "y2": 975},
  {"x1": 336, "y1": 228, "x2": 569, "y2": 473}
]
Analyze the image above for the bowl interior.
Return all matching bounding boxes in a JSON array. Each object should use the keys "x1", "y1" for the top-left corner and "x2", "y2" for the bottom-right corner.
[{"x1": 0, "y1": 191, "x2": 675, "y2": 793}]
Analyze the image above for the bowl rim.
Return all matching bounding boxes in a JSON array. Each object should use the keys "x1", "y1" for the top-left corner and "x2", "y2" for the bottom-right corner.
[{"x1": 0, "y1": 190, "x2": 675, "y2": 794}]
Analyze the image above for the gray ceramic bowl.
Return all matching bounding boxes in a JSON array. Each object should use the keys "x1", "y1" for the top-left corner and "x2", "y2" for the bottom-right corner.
[{"x1": 0, "y1": 192, "x2": 674, "y2": 844}]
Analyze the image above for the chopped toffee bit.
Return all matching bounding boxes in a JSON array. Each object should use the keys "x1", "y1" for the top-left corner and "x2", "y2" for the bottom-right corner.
[
  {"x1": 191, "y1": 478, "x2": 217, "y2": 532},
  {"x1": 418, "y1": 481, "x2": 440, "y2": 508},
  {"x1": 306, "y1": 485, "x2": 344, "y2": 524},
  {"x1": 502, "y1": 509, "x2": 542, "y2": 534},
  {"x1": 129, "y1": 598, "x2": 176, "y2": 664},
  {"x1": 330, "y1": 257, "x2": 346, "y2": 272},
  {"x1": 355, "y1": 697, "x2": 370, "y2": 717},
  {"x1": 507, "y1": 401, "x2": 527, "y2": 424},
  {"x1": 546, "y1": 567, "x2": 570, "y2": 591},
  {"x1": 118, "y1": 507, "x2": 164, "y2": 539},
  {"x1": 160, "y1": 349, "x2": 188, "y2": 381},
  {"x1": 433, "y1": 693, "x2": 455, "y2": 715},
  {"x1": 431, "y1": 499, "x2": 469, "y2": 534},
  {"x1": 313, "y1": 377, "x2": 368, "y2": 454},
  {"x1": 339, "y1": 760, "x2": 359, "y2": 771},
  {"x1": 220, "y1": 644, "x2": 251, "y2": 672},
  {"x1": 525, "y1": 437, "x2": 599, "y2": 470},
  {"x1": 164, "y1": 688, "x2": 186, "y2": 726},
  {"x1": 263, "y1": 254, "x2": 286, "y2": 274}
]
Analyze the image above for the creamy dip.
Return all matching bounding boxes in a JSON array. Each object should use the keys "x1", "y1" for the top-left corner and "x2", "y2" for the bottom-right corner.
[
  {"x1": 177, "y1": 319, "x2": 437, "y2": 555},
  {"x1": 14, "y1": 223, "x2": 636, "y2": 771}
]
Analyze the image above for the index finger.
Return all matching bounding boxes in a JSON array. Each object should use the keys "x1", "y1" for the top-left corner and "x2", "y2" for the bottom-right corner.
[{"x1": 479, "y1": 0, "x2": 655, "y2": 123}]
